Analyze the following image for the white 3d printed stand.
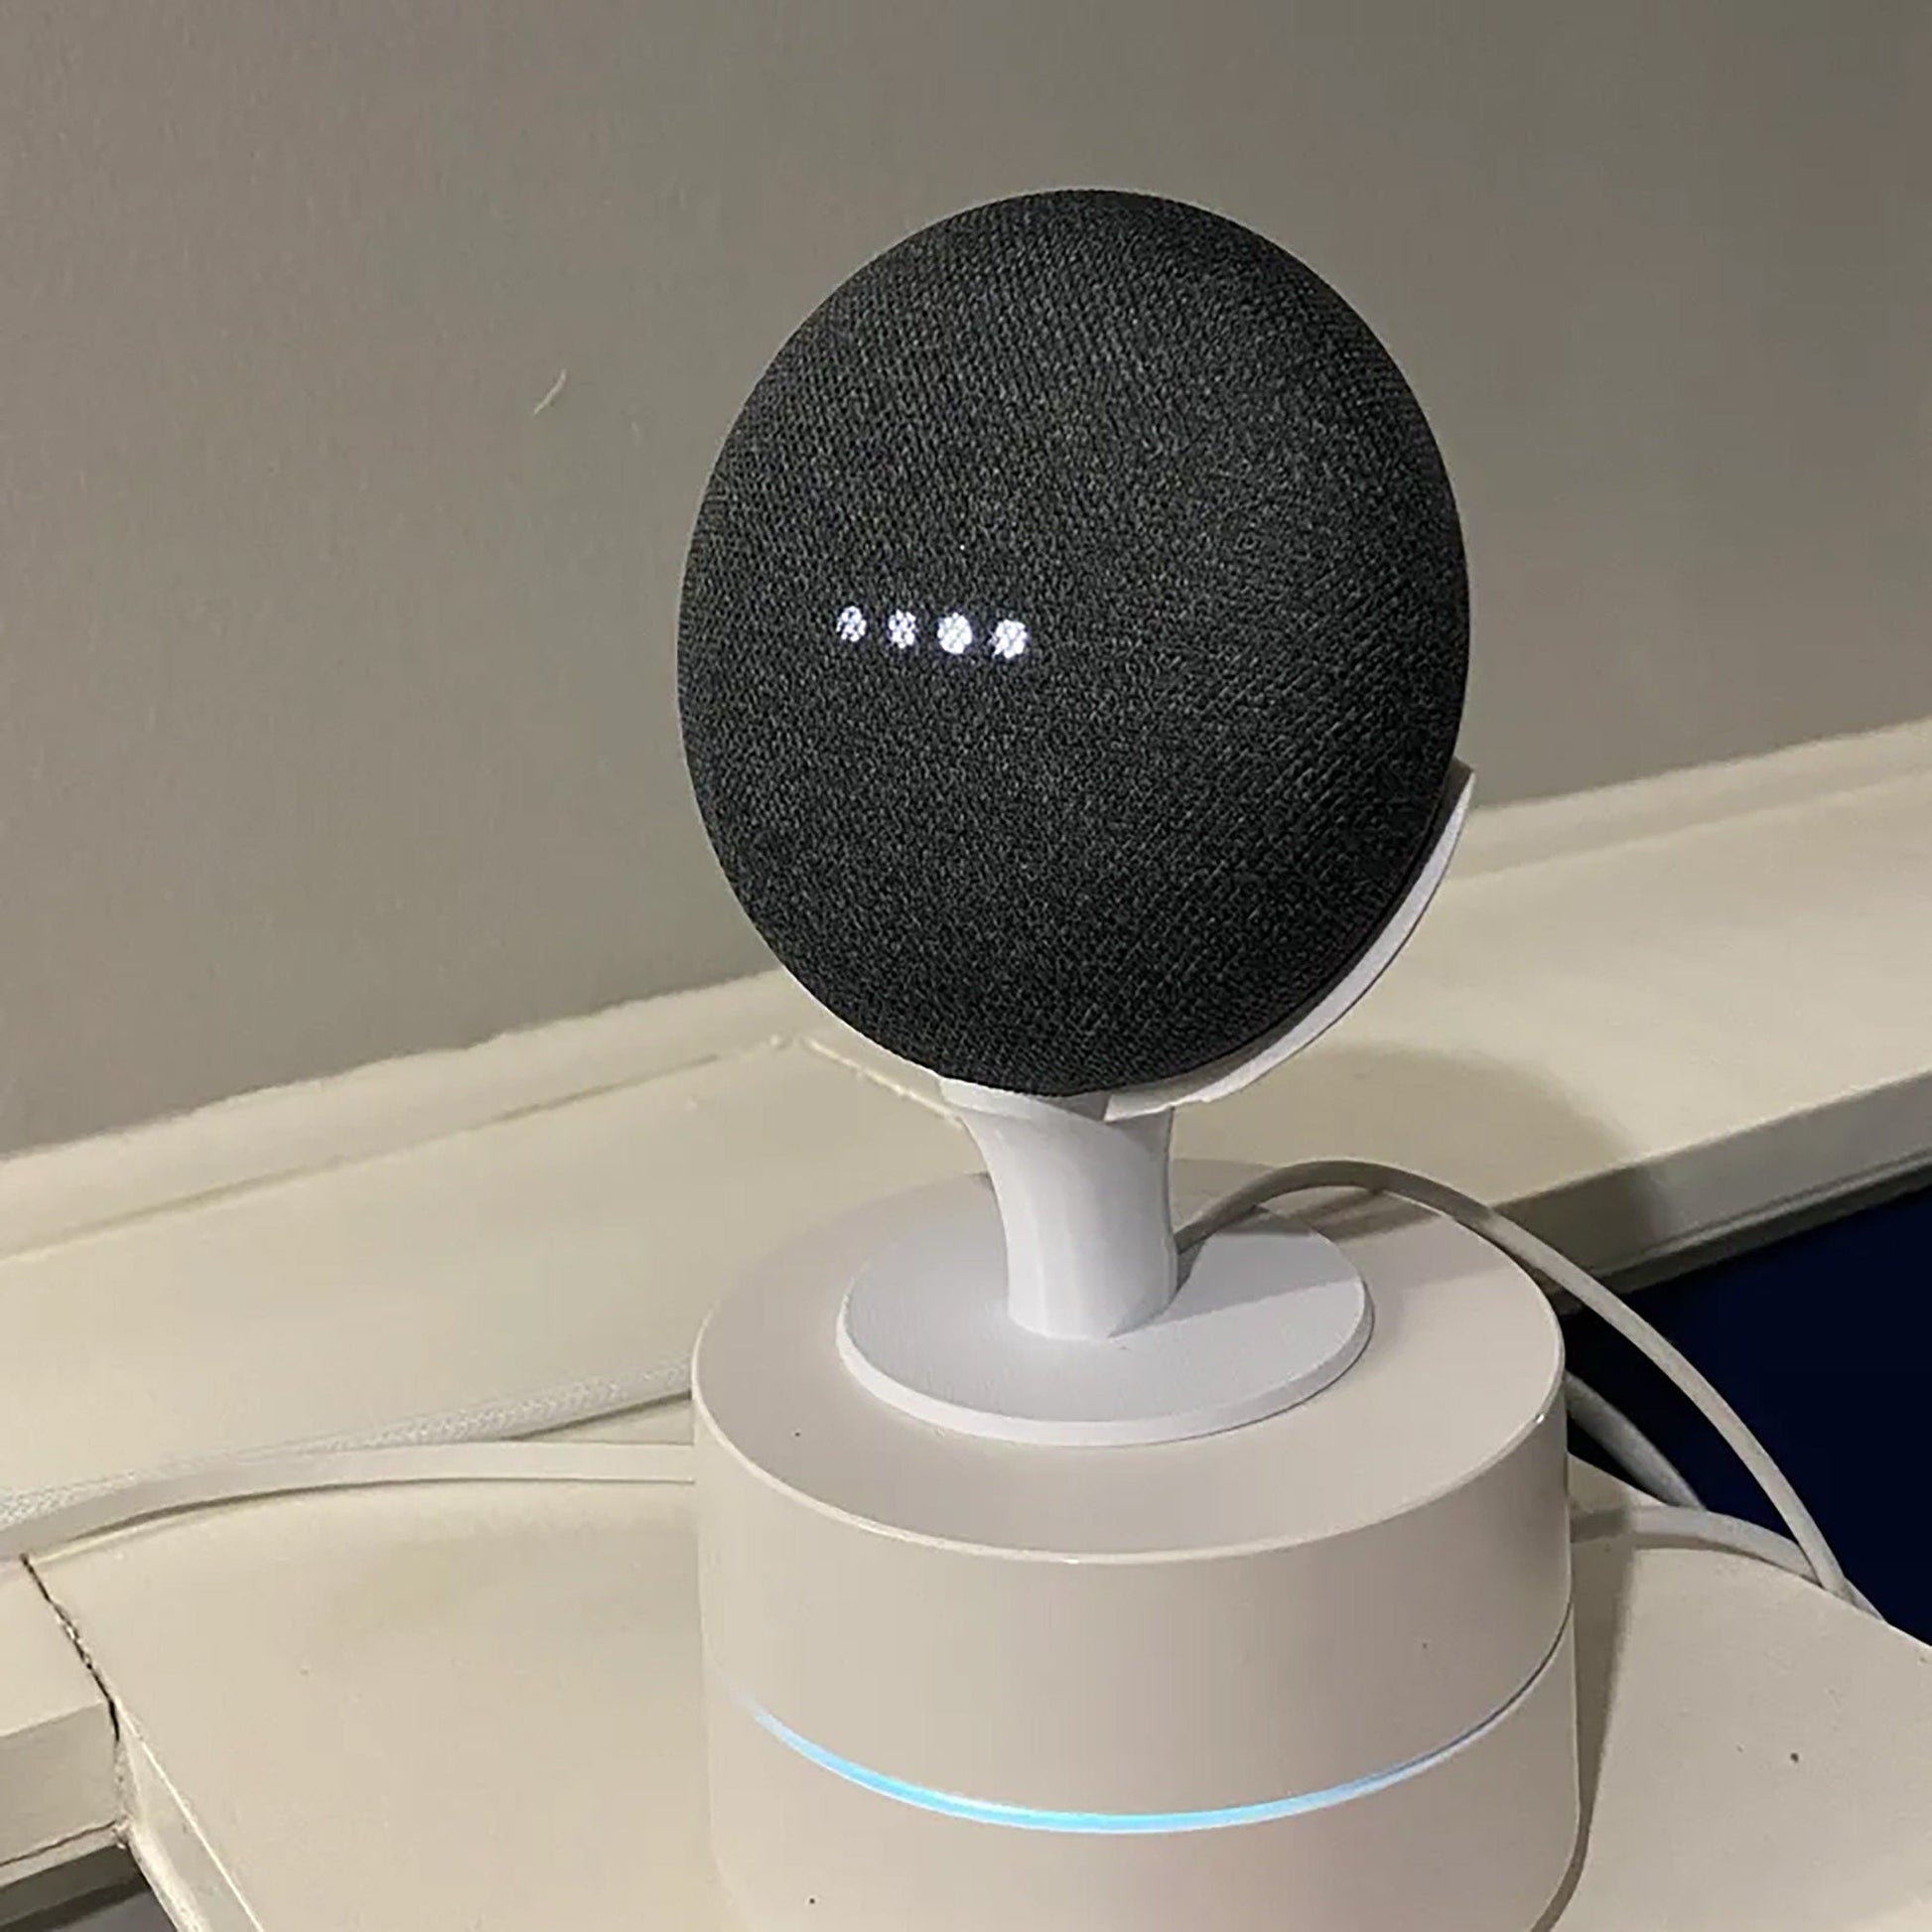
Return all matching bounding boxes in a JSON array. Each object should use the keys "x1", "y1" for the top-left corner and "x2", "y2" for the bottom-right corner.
[
  {"x1": 840, "y1": 768, "x2": 1470, "y2": 1447},
  {"x1": 694, "y1": 765, "x2": 1585, "y2": 1932}
]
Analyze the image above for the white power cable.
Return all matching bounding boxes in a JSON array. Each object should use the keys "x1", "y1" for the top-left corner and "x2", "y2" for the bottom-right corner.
[
  {"x1": 1, "y1": 1163, "x2": 1859, "y2": 1619},
  {"x1": 0, "y1": 1357, "x2": 692, "y2": 1545},
  {"x1": 1564, "y1": 1373, "x2": 1701, "y2": 1509},
  {"x1": 1, "y1": 1446, "x2": 1863, "y2": 1626},
  {"x1": 1572, "y1": 1504, "x2": 1879, "y2": 1618},
  {"x1": 1175, "y1": 1161, "x2": 1856, "y2": 1606},
  {"x1": 0, "y1": 1442, "x2": 694, "y2": 1564}
]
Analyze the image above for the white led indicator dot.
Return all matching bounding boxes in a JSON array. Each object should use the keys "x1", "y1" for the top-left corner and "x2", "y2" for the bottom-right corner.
[
  {"x1": 887, "y1": 611, "x2": 918, "y2": 650},
  {"x1": 991, "y1": 619, "x2": 1030, "y2": 660},
  {"x1": 835, "y1": 606, "x2": 867, "y2": 643},
  {"x1": 937, "y1": 613, "x2": 973, "y2": 655}
]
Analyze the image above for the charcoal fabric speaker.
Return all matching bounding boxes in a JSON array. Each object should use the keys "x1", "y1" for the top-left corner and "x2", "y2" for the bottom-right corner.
[
  {"x1": 683, "y1": 192, "x2": 1580, "y2": 1932},
  {"x1": 678, "y1": 188, "x2": 1467, "y2": 1096}
]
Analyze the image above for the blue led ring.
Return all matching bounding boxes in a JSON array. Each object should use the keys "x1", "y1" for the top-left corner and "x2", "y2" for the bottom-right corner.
[{"x1": 740, "y1": 1608, "x2": 1572, "y2": 1839}]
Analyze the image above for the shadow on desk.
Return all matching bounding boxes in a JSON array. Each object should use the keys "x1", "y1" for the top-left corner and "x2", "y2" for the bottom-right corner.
[{"x1": 1541, "y1": 1534, "x2": 1932, "y2": 1931}]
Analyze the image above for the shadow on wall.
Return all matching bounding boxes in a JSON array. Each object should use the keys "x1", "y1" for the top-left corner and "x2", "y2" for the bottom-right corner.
[
  {"x1": 1529, "y1": 1538, "x2": 1634, "y2": 1931},
  {"x1": 12, "y1": 1881, "x2": 173, "y2": 1931}
]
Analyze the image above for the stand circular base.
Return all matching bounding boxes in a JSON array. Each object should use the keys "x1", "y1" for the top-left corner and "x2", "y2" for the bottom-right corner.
[
  {"x1": 696, "y1": 1170, "x2": 1581, "y2": 1932},
  {"x1": 838, "y1": 1192, "x2": 1370, "y2": 1446}
]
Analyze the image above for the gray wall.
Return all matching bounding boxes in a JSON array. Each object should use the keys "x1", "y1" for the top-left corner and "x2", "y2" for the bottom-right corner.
[{"x1": 2, "y1": 0, "x2": 1927, "y2": 1155}]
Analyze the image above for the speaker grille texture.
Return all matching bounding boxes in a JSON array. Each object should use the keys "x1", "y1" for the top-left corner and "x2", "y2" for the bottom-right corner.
[{"x1": 678, "y1": 190, "x2": 1467, "y2": 1096}]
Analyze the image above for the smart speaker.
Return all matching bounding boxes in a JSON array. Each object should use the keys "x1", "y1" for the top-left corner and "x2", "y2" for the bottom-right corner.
[{"x1": 679, "y1": 190, "x2": 1579, "y2": 1932}]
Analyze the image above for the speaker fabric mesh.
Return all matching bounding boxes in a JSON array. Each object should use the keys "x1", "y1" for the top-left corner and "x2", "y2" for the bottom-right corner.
[{"x1": 678, "y1": 190, "x2": 1467, "y2": 1096}]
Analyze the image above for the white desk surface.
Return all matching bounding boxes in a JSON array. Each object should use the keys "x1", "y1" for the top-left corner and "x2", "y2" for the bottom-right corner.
[
  {"x1": 28, "y1": 1455, "x2": 1932, "y2": 1932},
  {"x1": 4, "y1": 724, "x2": 1932, "y2": 1927}
]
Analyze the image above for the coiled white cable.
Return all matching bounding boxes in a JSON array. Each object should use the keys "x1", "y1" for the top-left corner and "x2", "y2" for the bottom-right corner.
[
  {"x1": 1174, "y1": 1160, "x2": 1855, "y2": 1605},
  {"x1": 1563, "y1": 1372, "x2": 1701, "y2": 1509},
  {"x1": 1572, "y1": 1504, "x2": 1879, "y2": 1617}
]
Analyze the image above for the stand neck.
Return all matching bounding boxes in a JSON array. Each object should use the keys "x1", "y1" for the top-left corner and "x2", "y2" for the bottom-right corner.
[{"x1": 940, "y1": 1082, "x2": 1178, "y2": 1340}]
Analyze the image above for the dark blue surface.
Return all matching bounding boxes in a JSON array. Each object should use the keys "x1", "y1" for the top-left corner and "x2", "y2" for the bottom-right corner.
[{"x1": 1563, "y1": 1181, "x2": 1932, "y2": 1637}]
